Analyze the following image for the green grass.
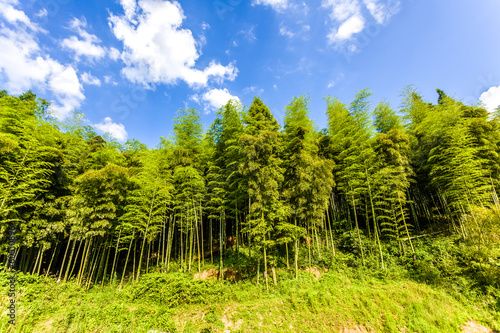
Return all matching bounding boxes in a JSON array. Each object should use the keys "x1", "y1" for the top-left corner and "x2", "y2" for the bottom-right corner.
[{"x1": 1, "y1": 267, "x2": 498, "y2": 333}]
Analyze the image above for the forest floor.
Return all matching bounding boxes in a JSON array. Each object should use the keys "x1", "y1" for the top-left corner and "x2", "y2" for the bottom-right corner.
[{"x1": 1, "y1": 264, "x2": 499, "y2": 333}]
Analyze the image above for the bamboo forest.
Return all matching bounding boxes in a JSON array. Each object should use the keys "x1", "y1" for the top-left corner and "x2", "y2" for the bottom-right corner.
[{"x1": 1, "y1": 87, "x2": 500, "y2": 332}]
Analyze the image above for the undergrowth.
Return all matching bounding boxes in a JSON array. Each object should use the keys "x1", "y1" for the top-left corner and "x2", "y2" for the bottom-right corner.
[{"x1": 1, "y1": 233, "x2": 499, "y2": 332}]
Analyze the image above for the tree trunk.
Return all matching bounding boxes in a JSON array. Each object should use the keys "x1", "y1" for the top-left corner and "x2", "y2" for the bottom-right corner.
[
  {"x1": 67, "y1": 240, "x2": 82, "y2": 283},
  {"x1": 58, "y1": 239, "x2": 71, "y2": 281},
  {"x1": 294, "y1": 239, "x2": 299, "y2": 279},
  {"x1": 326, "y1": 208, "x2": 336, "y2": 256},
  {"x1": 285, "y1": 242, "x2": 290, "y2": 270},
  {"x1": 110, "y1": 229, "x2": 122, "y2": 285},
  {"x1": 46, "y1": 241, "x2": 59, "y2": 277},
  {"x1": 351, "y1": 192, "x2": 365, "y2": 267},
  {"x1": 219, "y1": 211, "x2": 224, "y2": 282},
  {"x1": 263, "y1": 228, "x2": 269, "y2": 291},
  {"x1": 120, "y1": 235, "x2": 134, "y2": 287}
]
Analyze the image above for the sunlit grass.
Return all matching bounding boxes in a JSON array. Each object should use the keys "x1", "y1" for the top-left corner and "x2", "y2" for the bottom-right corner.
[{"x1": 1, "y1": 266, "x2": 497, "y2": 333}]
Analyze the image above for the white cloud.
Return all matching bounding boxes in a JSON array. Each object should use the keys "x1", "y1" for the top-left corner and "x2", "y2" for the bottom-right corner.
[
  {"x1": 35, "y1": 8, "x2": 48, "y2": 18},
  {"x1": 323, "y1": 0, "x2": 400, "y2": 48},
  {"x1": 279, "y1": 24, "x2": 295, "y2": 38},
  {"x1": 120, "y1": 0, "x2": 138, "y2": 23},
  {"x1": 323, "y1": 0, "x2": 361, "y2": 21},
  {"x1": 61, "y1": 17, "x2": 107, "y2": 61},
  {"x1": 189, "y1": 94, "x2": 200, "y2": 104},
  {"x1": 103, "y1": 75, "x2": 118, "y2": 85},
  {"x1": 203, "y1": 88, "x2": 240, "y2": 109},
  {"x1": 201, "y1": 22, "x2": 210, "y2": 30},
  {"x1": 252, "y1": 0, "x2": 288, "y2": 11},
  {"x1": 192, "y1": 88, "x2": 240, "y2": 112},
  {"x1": 108, "y1": 0, "x2": 237, "y2": 88},
  {"x1": 108, "y1": 47, "x2": 121, "y2": 61},
  {"x1": 204, "y1": 61, "x2": 238, "y2": 83},
  {"x1": 363, "y1": 0, "x2": 400, "y2": 24},
  {"x1": 94, "y1": 117, "x2": 128, "y2": 142},
  {"x1": 243, "y1": 86, "x2": 264, "y2": 95},
  {"x1": 0, "y1": 2, "x2": 84, "y2": 119},
  {"x1": 81, "y1": 72, "x2": 101, "y2": 86},
  {"x1": 0, "y1": 0, "x2": 41, "y2": 31},
  {"x1": 327, "y1": 14, "x2": 365, "y2": 43},
  {"x1": 480, "y1": 86, "x2": 500, "y2": 113},
  {"x1": 327, "y1": 73, "x2": 344, "y2": 88},
  {"x1": 238, "y1": 26, "x2": 257, "y2": 42}
]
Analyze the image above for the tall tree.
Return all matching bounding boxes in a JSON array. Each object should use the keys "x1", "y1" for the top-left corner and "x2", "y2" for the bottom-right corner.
[
  {"x1": 239, "y1": 97, "x2": 286, "y2": 289},
  {"x1": 282, "y1": 96, "x2": 334, "y2": 278}
]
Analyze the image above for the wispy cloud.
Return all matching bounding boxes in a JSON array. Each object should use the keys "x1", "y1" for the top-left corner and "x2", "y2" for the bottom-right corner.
[
  {"x1": 81, "y1": 72, "x2": 101, "y2": 86},
  {"x1": 243, "y1": 86, "x2": 264, "y2": 95},
  {"x1": 252, "y1": 0, "x2": 288, "y2": 11},
  {"x1": 61, "y1": 17, "x2": 107, "y2": 61}
]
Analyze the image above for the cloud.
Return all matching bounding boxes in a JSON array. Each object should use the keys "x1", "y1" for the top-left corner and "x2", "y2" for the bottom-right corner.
[
  {"x1": 327, "y1": 73, "x2": 344, "y2": 88},
  {"x1": 0, "y1": 0, "x2": 42, "y2": 31},
  {"x1": 480, "y1": 86, "x2": 500, "y2": 113},
  {"x1": 327, "y1": 14, "x2": 365, "y2": 43},
  {"x1": 35, "y1": 8, "x2": 48, "y2": 18},
  {"x1": 278, "y1": 20, "x2": 310, "y2": 41},
  {"x1": 243, "y1": 86, "x2": 264, "y2": 95},
  {"x1": 252, "y1": 0, "x2": 288, "y2": 11},
  {"x1": 189, "y1": 94, "x2": 200, "y2": 104},
  {"x1": 192, "y1": 88, "x2": 240, "y2": 112},
  {"x1": 0, "y1": 1, "x2": 84, "y2": 119},
  {"x1": 61, "y1": 17, "x2": 107, "y2": 61},
  {"x1": 108, "y1": 0, "x2": 237, "y2": 88},
  {"x1": 81, "y1": 72, "x2": 101, "y2": 86},
  {"x1": 363, "y1": 0, "x2": 400, "y2": 24},
  {"x1": 120, "y1": 0, "x2": 138, "y2": 23},
  {"x1": 103, "y1": 75, "x2": 117, "y2": 85},
  {"x1": 323, "y1": 0, "x2": 361, "y2": 21},
  {"x1": 322, "y1": 0, "x2": 400, "y2": 48},
  {"x1": 93, "y1": 117, "x2": 128, "y2": 142},
  {"x1": 108, "y1": 47, "x2": 121, "y2": 61},
  {"x1": 238, "y1": 26, "x2": 257, "y2": 42},
  {"x1": 279, "y1": 24, "x2": 295, "y2": 38}
]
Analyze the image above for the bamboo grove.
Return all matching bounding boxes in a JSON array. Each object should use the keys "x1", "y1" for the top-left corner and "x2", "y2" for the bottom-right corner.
[{"x1": 1, "y1": 87, "x2": 500, "y2": 290}]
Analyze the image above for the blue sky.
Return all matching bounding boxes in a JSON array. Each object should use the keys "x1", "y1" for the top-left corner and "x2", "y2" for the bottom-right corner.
[{"x1": 1, "y1": 0, "x2": 500, "y2": 147}]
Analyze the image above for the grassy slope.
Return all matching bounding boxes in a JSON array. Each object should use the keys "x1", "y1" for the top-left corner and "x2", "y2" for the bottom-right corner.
[{"x1": 1, "y1": 268, "x2": 498, "y2": 333}]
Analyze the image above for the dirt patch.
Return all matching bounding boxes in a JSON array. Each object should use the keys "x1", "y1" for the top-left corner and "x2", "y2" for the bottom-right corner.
[
  {"x1": 221, "y1": 316, "x2": 243, "y2": 332},
  {"x1": 224, "y1": 268, "x2": 241, "y2": 282},
  {"x1": 303, "y1": 267, "x2": 322, "y2": 280},
  {"x1": 41, "y1": 318, "x2": 55, "y2": 332},
  {"x1": 460, "y1": 321, "x2": 492, "y2": 333},
  {"x1": 193, "y1": 268, "x2": 219, "y2": 280},
  {"x1": 340, "y1": 325, "x2": 375, "y2": 333},
  {"x1": 193, "y1": 268, "x2": 241, "y2": 282}
]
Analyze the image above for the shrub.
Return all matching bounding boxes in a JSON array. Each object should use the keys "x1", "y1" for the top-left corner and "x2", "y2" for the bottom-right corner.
[{"x1": 130, "y1": 272, "x2": 223, "y2": 307}]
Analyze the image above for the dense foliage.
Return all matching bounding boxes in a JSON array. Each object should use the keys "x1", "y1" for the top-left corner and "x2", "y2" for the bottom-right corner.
[{"x1": 1, "y1": 87, "x2": 499, "y2": 317}]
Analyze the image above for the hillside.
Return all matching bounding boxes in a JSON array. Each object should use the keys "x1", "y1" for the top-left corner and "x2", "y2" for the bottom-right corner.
[{"x1": 1, "y1": 89, "x2": 500, "y2": 332}]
